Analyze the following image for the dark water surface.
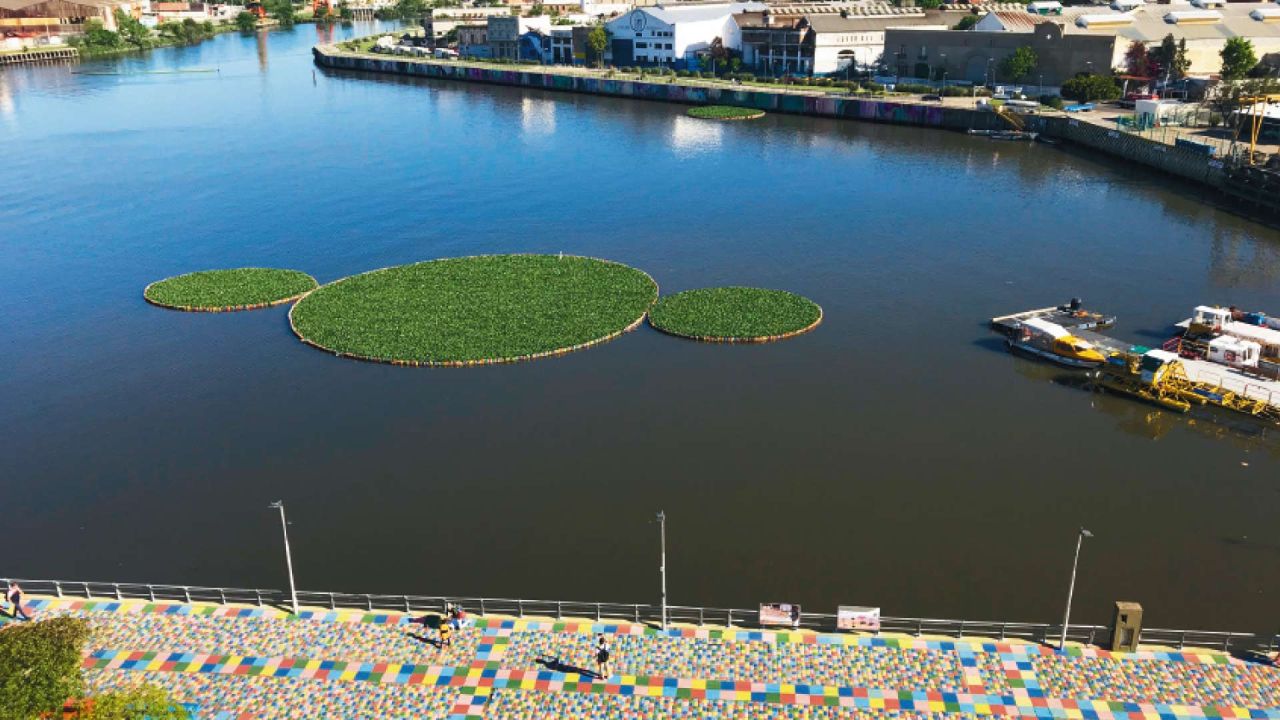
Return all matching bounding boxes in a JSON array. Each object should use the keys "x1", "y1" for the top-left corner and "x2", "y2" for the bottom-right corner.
[{"x1": 3, "y1": 24, "x2": 1280, "y2": 633}]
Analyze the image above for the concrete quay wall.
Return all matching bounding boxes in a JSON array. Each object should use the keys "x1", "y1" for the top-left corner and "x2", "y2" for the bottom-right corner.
[
  {"x1": 313, "y1": 46, "x2": 1001, "y2": 133},
  {"x1": 315, "y1": 46, "x2": 1234, "y2": 194}
]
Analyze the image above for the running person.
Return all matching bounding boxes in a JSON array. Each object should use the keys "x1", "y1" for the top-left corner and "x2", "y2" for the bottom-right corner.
[{"x1": 7, "y1": 581, "x2": 29, "y2": 621}]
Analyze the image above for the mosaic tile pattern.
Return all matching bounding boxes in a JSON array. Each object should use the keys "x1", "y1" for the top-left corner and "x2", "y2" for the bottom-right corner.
[
  {"x1": 69, "y1": 610, "x2": 481, "y2": 666},
  {"x1": 503, "y1": 630, "x2": 968, "y2": 691},
  {"x1": 1033, "y1": 655, "x2": 1280, "y2": 708},
  {"x1": 16, "y1": 597, "x2": 1278, "y2": 720},
  {"x1": 485, "y1": 690, "x2": 980, "y2": 720},
  {"x1": 84, "y1": 667, "x2": 456, "y2": 720}
]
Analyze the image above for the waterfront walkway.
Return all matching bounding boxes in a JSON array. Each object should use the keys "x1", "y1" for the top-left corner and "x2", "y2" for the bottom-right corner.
[{"x1": 16, "y1": 596, "x2": 1280, "y2": 720}]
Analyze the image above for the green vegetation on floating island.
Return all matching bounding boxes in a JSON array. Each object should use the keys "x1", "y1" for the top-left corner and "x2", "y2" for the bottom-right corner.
[
  {"x1": 649, "y1": 287, "x2": 822, "y2": 342},
  {"x1": 686, "y1": 105, "x2": 766, "y2": 120},
  {"x1": 289, "y1": 255, "x2": 658, "y2": 365},
  {"x1": 144, "y1": 268, "x2": 318, "y2": 311}
]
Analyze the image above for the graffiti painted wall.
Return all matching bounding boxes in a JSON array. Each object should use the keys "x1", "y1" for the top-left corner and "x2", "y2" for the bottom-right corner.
[{"x1": 317, "y1": 49, "x2": 949, "y2": 128}]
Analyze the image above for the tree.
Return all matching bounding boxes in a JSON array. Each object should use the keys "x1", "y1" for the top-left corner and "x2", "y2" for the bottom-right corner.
[
  {"x1": 235, "y1": 10, "x2": 258, "y2": 31},
  {"x1": 79, "y1": 684, "x2": 188, "y2": 720},
  {"x1": 586, "y1": 24, "x2": 607, "y2": 68},
  {"x1": 1150, "y1": 34, "x2": 1176, "y2": 76},
  {"x1": 159, "y1": 18, "x2": 214, "y2": 43},
  {"x1": 954, "y1": 14, "x2": 978, "y2": 30},
  {"x1": 1172, "y1": 38, "x2": 1190, "y2": 79},
  {"x1": 78, "y1": 19, "x2": 123, "y2": 49},
  {"x1": 1123, "y1": 40, "x2": 1152, "y2": 77},
  {"x1": 113, "y1": 8, "x2": 151, "y2": 48},
  {"x1": 0, "y1": 617, "x2": 89, "y2": 719},
  {"x1": 1000, "y1": 46, "x2": 1037, "y2": 83},
  {"x1": 1220, "y1": 37, "x2": 1257, "y2": 82},
  {"x1": 265, "y1": 0, "x2": 296, "y2": 26},
  {"x1": 1060, "y1": 73, "x2": 1121, "y2": 102},
  {"x1": 707, "y1": 35, "x2": 727, "y2": 74}
]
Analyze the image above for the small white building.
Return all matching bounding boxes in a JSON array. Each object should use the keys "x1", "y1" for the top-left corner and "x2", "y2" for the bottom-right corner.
[{"x1": 605, "y1": 2, "x2": 763, "y2": 66}]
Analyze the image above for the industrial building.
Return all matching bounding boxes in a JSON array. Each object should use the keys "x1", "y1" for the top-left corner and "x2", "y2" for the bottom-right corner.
[
  {"x1": 604, "y1": 2, "x2": 762, "y2": 67},
  {"x1": 945, "y1": 1, "x2": 1280, "y2": 79}
]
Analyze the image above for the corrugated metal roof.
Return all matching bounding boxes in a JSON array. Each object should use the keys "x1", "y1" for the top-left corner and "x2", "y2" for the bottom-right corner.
[
  {"x1": 983, "y1": 11, "x2": 1040, "y2": 31},
  {"x1": 643, "y1": 2, "x2": 762, "y2": 24},
  {"x1": 1063, "y1": 2, "x2": 1280, "y2": 40},
  {"x1": 805, "y1": 12, "x2": 943, "y2": 32},
  {"x1": 0, "y1": 0, "x2": 125, "y2": 9}
]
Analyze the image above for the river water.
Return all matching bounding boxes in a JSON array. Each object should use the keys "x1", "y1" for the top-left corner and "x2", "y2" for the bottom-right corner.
[{"x1": 3, "y1": 23, "x2": 1280, "y2": 633}]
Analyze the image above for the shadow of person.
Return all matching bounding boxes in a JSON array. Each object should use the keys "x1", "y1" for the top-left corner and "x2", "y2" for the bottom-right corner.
[
  {"x1": 536, "y1": 656, "x2": 600, "y2": 679},
  {"x1": 408, "y1": 632, "x2": 442, "y2": 648}
]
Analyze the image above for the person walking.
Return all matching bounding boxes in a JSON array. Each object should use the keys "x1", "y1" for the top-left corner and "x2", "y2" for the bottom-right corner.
[
  {"x1": 594, "y1": 634, "x2": 611, "y2": 678},
  {"x1": 7, "y1": 581, "x2": 29, "y2": 621},
  {"x1": 789, "y1": 604, "x2": 801, "y2": 630}
]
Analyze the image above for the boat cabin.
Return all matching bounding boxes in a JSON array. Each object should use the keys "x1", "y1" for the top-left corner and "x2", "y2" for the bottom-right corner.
[
  {"x1": 1140, "y1": 349, "x2": 1180, "y2": 385},
  {"x1": 1208, "y1": 336, "x2": 1260, "y2": 368},
  {"x1": 1191, "y1": 305, "x2": 1231, "y2": 332}
]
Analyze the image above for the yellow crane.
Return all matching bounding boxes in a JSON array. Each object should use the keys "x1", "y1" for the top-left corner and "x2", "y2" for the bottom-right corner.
[
  {"x1": 1096, "y1": 348, "x2": 1280, "y2": 422},
  {"x1": 1234, "y1": 93, "x2": 1280, "y2": 164}
]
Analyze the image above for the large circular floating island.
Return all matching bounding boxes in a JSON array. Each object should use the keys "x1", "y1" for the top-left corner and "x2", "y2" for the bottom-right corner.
[
  {"x1": 144, "y1": 268, "x2": 318, "y2": 312},
  {"x1": 686, "y1": 105, "x2": 766, "y2": 121},
  {"x1": 289, "y1": 254, "x2": 659, "y2": 366},
  {"x1": 648, "y1": 286, "x2": 822, "y2": 343}
]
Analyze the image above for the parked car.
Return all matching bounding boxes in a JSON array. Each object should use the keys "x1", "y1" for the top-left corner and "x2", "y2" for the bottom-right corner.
[{"x1": 922, "y1": 94, "x2": 942, "y2": 102}]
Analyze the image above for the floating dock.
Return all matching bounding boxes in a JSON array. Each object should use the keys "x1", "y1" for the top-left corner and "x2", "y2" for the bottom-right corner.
[{"x1": 990, "y1": 301, "x2": 1116, "y2": 339}]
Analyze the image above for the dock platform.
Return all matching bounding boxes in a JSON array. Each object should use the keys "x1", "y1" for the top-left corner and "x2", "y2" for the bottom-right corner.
[{"x1": 990, "y1": 303, "x2": 1116, "y2": 339}]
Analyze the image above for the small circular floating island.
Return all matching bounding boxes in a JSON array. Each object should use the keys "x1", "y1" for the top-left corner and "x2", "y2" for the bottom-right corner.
[
  {"x1": 686, "y1": 105, "x2": 766, "y2": 121},
  {"x1": 648, "y1": 286, "x2": 822, "y2": 343},
  {"x1": 289, "y1": 254, "x2": 658, "y2": 366},
  {"x1": 144, "y1": 268, "x2": 318, "y2": 312}
]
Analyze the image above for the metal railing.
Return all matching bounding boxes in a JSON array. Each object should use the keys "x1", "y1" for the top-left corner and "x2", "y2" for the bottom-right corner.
[{"x1": 12, "y1": 578, "x2": 1278, "y2": 655}]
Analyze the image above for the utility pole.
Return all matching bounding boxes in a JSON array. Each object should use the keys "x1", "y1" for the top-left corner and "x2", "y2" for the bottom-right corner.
[
  {"x1": 657, "y1": 510, "x2": 667, "y2": 630},
  {"x1": 269, "y1": 501, "x2": 299, "y2": 615},
  {"x1": 1059, "y1": 527, "x2": 1093, "y2": 650}
]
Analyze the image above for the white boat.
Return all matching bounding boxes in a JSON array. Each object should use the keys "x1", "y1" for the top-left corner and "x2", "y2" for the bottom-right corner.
[{"x1": 1007, "y1": 317, "x2": 1107, "y2": 368}]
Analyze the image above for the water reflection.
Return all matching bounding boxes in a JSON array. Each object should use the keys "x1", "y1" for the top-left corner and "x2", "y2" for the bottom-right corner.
[
  {"x1": 669, "y1": 114, "x2": 723, "y2": 156},
  {"x1": 1209, "y1": 227, "x2": 1280, "y2": 290},
  {"x1": 0, "y1": 73, "x2": 13, "y2": 121},
  {"x1": 257, "y1": 30, "x2": 269, "y2": 71},
  {"x1": 1002, "y1": 351, "x2": 1280, "y2": 451},
  {"x1": 520, "y1": 96, "x2": 556, "y2": 137}
]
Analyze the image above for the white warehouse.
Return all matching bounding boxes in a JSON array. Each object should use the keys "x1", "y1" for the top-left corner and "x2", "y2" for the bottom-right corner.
[{"x1": 605, "y1": 2, "x2": 764, "y2": 66}]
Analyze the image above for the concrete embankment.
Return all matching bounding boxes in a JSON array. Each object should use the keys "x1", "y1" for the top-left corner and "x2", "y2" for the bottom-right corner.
[
  {"x1": 312, "y1": 45, "x2": 1003, "y2": 133},
  {"x1": 313, "y1": 45, "x2": 1280, "y2": 221}
]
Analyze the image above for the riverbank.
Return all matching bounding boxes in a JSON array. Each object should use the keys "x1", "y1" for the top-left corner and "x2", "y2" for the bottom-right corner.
[
  {"x1": 25, "y1": 594, "x2": 1280, "y2": 719},
  {"x1": 312, "y1": 44, "x2": 1280, "y2": 223}
]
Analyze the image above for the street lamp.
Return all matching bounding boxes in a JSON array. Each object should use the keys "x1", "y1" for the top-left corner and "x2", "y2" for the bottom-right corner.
[
  {"x1": 269, "y1": 501, "x2": 299, "y2": 615},
  {"x1": 986, "y1": 57, "x2": 993, "y2": 88},
  {"x1": 656, "y1": 511, "x2": 668, "y2": 630},
  {"x1": 1059, "y1": 527, "x2": 1093, "y2": 650},
  {"x1": 939, "y1": 53, "x2": 947, "y2": 91}
]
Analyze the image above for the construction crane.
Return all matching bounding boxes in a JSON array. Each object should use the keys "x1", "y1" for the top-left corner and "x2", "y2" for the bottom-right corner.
[{"x1": 1232, "y1": 93, "x2": 1280, "y2": 165}]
